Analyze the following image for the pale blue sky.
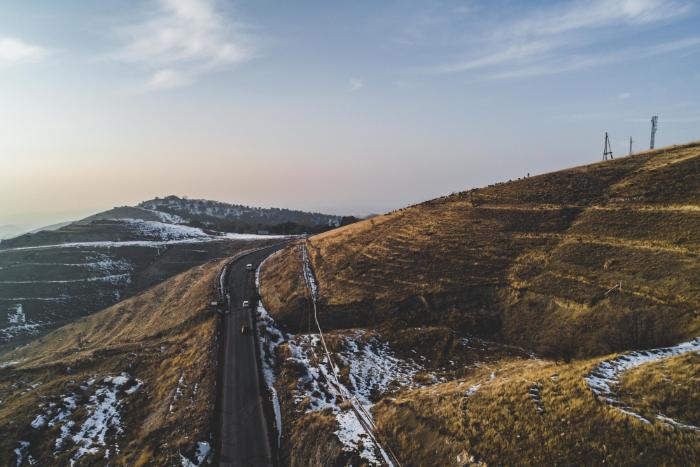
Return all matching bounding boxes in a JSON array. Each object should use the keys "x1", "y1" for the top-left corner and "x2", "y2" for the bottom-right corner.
[{"x1": 1, "y1": 0, "x2": 699, "y2": 224}]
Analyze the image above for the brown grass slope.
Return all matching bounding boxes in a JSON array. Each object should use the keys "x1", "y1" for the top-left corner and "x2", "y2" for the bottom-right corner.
[
  {"x1": 0, "y1": 259, "x2": 226, "y2": 466},
  {"x1": 260, "y1": 142, "x2": 700, "y2": 358},
  {"x1": 373, "y1": 354, "x2": 700, "y2": 466}
]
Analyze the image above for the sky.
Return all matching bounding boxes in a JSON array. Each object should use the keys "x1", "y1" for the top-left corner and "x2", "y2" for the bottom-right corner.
[{"x1": 1, "y1": 0, "x2": 699, "y2": 225}]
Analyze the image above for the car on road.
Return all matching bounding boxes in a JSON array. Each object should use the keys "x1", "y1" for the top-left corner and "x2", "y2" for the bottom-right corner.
[
  {"x1": 242, "y1": 300, "x2": 250, "y2": 308},
  {"x1": 241, "y1": 324, "x2": 251, "y2": 335},
  {"x1": 246, "y1": 263, "x2": 253, "y2": 270}
]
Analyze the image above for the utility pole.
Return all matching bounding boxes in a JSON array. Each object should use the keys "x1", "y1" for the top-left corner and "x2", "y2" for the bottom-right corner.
[
  {"x1": 629, "y1": 136, "x2": 633, "y2": 155},
  {"x1": 603, "y1": 132, "x2": 613, "y2": 160},
  {"x1": 650, "y1": 116, "x2": 658, "y2": 149}
]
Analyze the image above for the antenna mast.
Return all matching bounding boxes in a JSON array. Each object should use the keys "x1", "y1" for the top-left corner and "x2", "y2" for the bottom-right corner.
[
  {"x1": 603, "y1": 132, "x2": 613, "y2": 161},
  {"x1": 629, "y1": 136, "x2": 633, "y2": 155},
  {"x1": 650, "y1": 116, "x2": 658, "y2": 149}
]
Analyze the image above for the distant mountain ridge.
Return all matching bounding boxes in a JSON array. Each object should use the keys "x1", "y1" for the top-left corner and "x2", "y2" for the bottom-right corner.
[{"x1": 138, "y1": 196, "x2": 343, "y2": 230}]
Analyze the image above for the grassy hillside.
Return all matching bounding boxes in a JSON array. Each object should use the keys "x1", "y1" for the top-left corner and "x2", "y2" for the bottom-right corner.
[
  {"x1": 255, "y1": 142, "x2": 699, "y2": 466},
  {"x1": 373, "y1": 351, "x2": 700, "y2": 466},
  {"x1": 260, "y1": 142, "x2": 700, "y2": 359},
  {"x1": 0, "y1": 259, "x2": 226, "y2": 466}
]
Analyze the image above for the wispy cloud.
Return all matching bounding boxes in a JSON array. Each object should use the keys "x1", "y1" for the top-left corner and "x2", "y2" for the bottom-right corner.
[
  {"x1": 504, "y1": 0, "x2": 691, "y2": 38},
  {"x1": 428, "y1": 0, "x2": 695, "y2": 78},
  {"x1": 349, "y1": 77, "x2": 364, "y2": 91},
  {"x1": 147, "y1": 68, "x2": 192, "y2": 89},
  {"x1": 488, "y1": 35, "x2": 700, "y2": 79},
  {"x1": 0, "y1": 37, "x2": 48, "y2": 65},
  {"x1": 113, "y1": 0, "x2": 253, "y2": 89}
]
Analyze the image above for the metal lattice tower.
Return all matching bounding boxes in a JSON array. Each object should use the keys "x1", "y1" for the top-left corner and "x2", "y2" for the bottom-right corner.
[
  {"x1": 603, "y1": 132, "x2": 613, "y2": 161},
  {"x1": 650, "y1": 116, "x2": 658, "y2": 149}
]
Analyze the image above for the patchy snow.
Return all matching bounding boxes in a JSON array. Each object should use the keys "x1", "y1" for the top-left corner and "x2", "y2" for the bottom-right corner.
[
  {"x1": 1, "y1": 304, "x2": 43, "y2": 342},
  {"x1": 656, "y1": 414, "x2": 700, "y2": 432},
  {"x1": 140, "y1": 207, "x2": 186, "y2": 224},
  {"x1": 139, "y1": 196, "x2": 341, "y2": 227},
  {"x1": 465, "y1": 383, "x2": 481, "y2": 397},
  {"x1": 337, "y1": 331, "x2": 421, "y2": 406},
  {"x1": 26, "y1": 373, "x2": 142, "y2": 462},
  {"x1": 14, "y1": 441, "x2": 36, "y2": 466},
  {"x1": 2, "y1": 232, "x2": 286, "y2": 252},
  {"x1": 255, "y1": 300, "x2": 286, "y2": 446},
  {"x1": 528, "y1": 384, "x2": 544, "y2": 414},
  {"x1": 255, "y1": 255, "x2": 290, "y2": 447},
  {"x1": 169, "y1": 373, "x2": 186, "y2": 415},
  {"x1": 30, "y1": 414, "x2": 46, "y2": 429},
  {"x1": 222, "y1": 232, "x2": 289, "y2": 240},
  {"x1": 195, "y1": 441, "x2": 211, "y2": 464},
  {"x1": 585, "y1": 337, "x2": 700, "y2": 427},
  {"x1": 0, "y1": 274, "x2": 131, "y2": 285},
  {"x1": 286, "y1": 330, "x2": 419, "y2": 465},
  {"x1": 0, "y1": 359, "x2": 22, "y2": 368},
  {"x1": 119, "y1": 219, "x2": 209, "y2": 240},
  {"x1": 300, "y1": 244, "x2": 318, "y2": 301},
  {"x1": 70, "y1": 374, "x2": 140, "y2": 461},
  {"x1": 179, "y1": 441, "x2": 212, "y2": 467},
  {"x1": 335, "y1": 410, "x2": 382, "y2": 464}
]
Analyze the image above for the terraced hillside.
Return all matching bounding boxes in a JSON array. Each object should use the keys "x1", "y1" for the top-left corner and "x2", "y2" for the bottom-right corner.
[
  {"x1": 261, "y1": 142, "x2": 700, "y2": 359},
  {"x1": 0, "y1": 260, "x2": 226, "y2": 466},
  {"x1": 371, "y1": 340, "x2": 700, "y2": 466},
  {"x1": 255, "y1": 142, "x2": 700, "y2": 466},
  {"x1": 0, "y1": 216, "x2": 280, "y2": 353}
]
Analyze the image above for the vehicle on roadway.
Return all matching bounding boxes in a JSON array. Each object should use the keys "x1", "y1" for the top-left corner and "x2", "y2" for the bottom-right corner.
[
  {"x1": 241, "y1": 324, "x2": 251, "y2": 335},
  {"x1": 246, "y1": 263, "x2": 253, "y2": 270},
  {"x1": 242, "y1": 300, "x2": 250, "y2": 308}
]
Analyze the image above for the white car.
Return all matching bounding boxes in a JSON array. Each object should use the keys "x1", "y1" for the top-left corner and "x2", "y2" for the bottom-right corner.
[
  {"x1": 242, "y1": 300, "x2": 250, "y2": 308},
  {"x1": 246, "y1": 263, "x2": 253, "y2": 271}
]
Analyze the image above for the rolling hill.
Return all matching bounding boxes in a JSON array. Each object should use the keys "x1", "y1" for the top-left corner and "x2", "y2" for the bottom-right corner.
[
  {"x1": 257, "y1": 141, "x2": 700, "y2": 466},
  {"x1": 139, "y1": 196, "x2": 349, "y2": 233},
  {"x1": 0, "y1": 202, "x2": 286, "y2": 354},
  {"x1": 0, "y1": 259, "x2": 234, "y2": 466}
]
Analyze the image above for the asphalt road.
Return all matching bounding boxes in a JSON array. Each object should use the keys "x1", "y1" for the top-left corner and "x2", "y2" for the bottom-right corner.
[{"x1": 217, "y1": 244, "x2": 286, "y2": 467}]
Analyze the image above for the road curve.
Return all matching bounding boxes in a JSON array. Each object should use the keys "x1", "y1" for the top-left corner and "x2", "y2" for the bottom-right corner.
[{"x1": 217, "y1": 244, "x2": 286, "y2": 467}]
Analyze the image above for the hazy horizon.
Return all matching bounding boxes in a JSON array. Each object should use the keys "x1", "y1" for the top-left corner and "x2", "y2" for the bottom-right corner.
[{"x1": 2, "y1": 0, "x2": 700, "y2": 226}]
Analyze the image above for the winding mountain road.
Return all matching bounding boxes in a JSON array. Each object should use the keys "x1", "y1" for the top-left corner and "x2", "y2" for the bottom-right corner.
[{"x1": 217, "y1": 244, "x2": 286, "y2": 467}]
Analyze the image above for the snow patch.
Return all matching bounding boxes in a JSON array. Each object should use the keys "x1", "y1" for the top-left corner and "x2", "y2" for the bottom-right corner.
[
  {"x1": 179, "y1": 441, "x2": 212, "y2": 467},
  {"x1": 1, "y1": 304, "x2": 43, "y2": 342},
  {"x1": 585, "y1": 337, "x2": 700, "y2": 427},
  {"x1": 14, "y1": 441, "x2": 36, "y2": 466},
  {"x1": 27, "y1": 373, "x2": 142, "y2": 462},
  {"x1": 255, "y1": 300, "x2": 285, "y2": 446},
  {"x1": 287, "y1": 331, "x2": 420, "y2": 465}
]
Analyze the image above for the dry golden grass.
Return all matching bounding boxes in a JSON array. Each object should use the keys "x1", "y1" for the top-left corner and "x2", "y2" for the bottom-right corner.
[
  {"x1": 0, "y1": 259, "x2": 226, "y2": 465},
  {"x1": 619, "y1": 352, "x2": 700, "y2": 427},
  {"x1": 261, "y1": 141, "x2": 700, "y2": 358},
  {"x1": 374, "y1": 354, "x2": 700, "y2": 466}
]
